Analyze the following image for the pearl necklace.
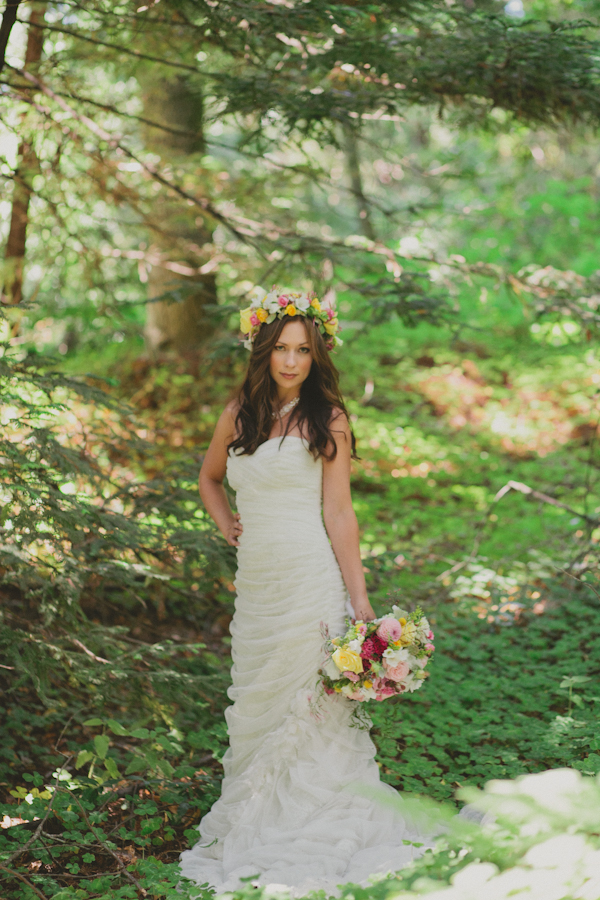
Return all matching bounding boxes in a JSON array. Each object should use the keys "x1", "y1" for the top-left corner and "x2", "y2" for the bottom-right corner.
[{"x1": 272, "y1": 396, "x2": 300, "y2": 419}]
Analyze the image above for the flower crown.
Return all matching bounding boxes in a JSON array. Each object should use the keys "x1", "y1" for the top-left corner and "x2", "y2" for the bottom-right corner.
[{"x1": 239, "y1": 286, "x2": 342, "y2": 351}]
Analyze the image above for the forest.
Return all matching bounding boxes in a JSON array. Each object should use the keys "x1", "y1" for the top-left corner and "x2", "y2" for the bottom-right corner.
[{"x1": 1, "y1": 0, "x2": 600, "y2": 898}]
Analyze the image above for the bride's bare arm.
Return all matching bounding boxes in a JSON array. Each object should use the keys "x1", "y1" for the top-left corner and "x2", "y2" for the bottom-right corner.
[
  {"x1": 322, "y1": 415, "x2": 375, "y2": 622},
  {"x1": 199, "y1": 404, "x2": 243, "y2": 547}
]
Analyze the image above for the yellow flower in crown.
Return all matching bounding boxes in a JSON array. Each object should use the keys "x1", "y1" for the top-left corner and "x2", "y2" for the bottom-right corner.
[
  {"x1": 256, "y1": 307, "x2": 268, "y2": 323},
  {"x1": 323, "y1": 316, "x2": 339, "y2": 335},
  {"x1": 332, "y1": 647, "x2": 363, "y2": 674},
  {"x1": 240, "y1": 306, "x2": 253, "y2": 334},
  {"x1": 310, "y1": 298, "x2": 321, "y2": 311},
  {"x1": 286, "y1": 304, "x2": 297, "y2": 316}
]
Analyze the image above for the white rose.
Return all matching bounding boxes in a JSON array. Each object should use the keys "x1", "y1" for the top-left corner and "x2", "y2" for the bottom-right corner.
[
  {"x1": 295, "y1": 292, "x2": 310, "y2": 311},
  {"x1": 348, "y1": 639, "x2": 363, "y2": 653},
  {"x1": 249, "y1": 286, "x2": 267, "y2": 309},
  {"x1": 341, "y1": 684, "x2": 357, "y2": 698},
  {"x1": 323, "y1": 657, "x2": 342, "y2": 681},
  {"x1": 383, "y1": 646, "x2": 409, "y2": 666},
  {"x1": 265, "y1": 291, "x2": 281, "y2": 314}
]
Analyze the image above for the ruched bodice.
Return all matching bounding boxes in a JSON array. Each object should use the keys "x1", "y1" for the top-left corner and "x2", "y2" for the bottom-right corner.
[
  {"x1": 179, "y1": 436, "x2": 427, "y2": 894},
  {"x1": 228, "y1": 436, "x2": 330, "y2": 552}
]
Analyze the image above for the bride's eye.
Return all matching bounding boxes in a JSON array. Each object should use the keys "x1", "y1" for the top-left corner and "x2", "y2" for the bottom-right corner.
[{"x1": 299, "y1": 347, "x2": 310, "y2": 354}]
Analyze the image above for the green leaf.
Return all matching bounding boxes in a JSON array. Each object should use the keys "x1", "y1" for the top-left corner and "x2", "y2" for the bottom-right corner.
[
  {"x1": 129, "y1": 728, "x2": 150, "y2": 739},
  {"x1": 107, "y1": 719, "x2": 129, "y2": 736},
  {"x1": 94, "y1": 734, "x2": 110, "y2": 760},
  {"x1": 560, "y1": 676, "x2": 592, "y2": 688},
  {"x1": 125, "y1": 756, "x2": 148, "y2": 775},
  {"x1": 104, "y1": 757, "x2": 121, "y2": 779},
  {"x1": 83, "y1": 717, "x2": 104, "y2": 727},
  {"x1": 75, "y1": 750, "x2": 94, "y2": 769}
]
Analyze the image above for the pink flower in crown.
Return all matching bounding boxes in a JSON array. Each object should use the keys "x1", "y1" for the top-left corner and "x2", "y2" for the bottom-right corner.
[
  {"x1": 425, "y1": 643, "x2": 435, "y2": 653},
  {"x1": 326, "y1": 308, "x2": 335, "y2": 320},
  {"x1": 250, "y1": 312, "x2": 259, "y2": 326},
  {"x1": 278, "y1": 295, "x2": 289, "y2": 307},
  {"x1": 344, "y1": 671, "x2": 360, "y2": 683},
  {"x1": 385, "y1": 661, "x2": 410, "y2": 682},
  {"x1": 427, "y1": 630, "x2": 434, "y2": 640},
  {"x1": 376, "y1": 618, "x2": 402, "y2": 643}
]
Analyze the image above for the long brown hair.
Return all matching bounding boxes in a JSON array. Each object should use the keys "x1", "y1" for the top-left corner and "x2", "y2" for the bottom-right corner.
[{"x1": 228, "y1": 316, "x2": 357, "y2": 460}]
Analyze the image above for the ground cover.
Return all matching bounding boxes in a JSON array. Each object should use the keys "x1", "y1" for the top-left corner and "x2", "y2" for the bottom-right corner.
[{"x1": 2, "y1": 305, "x2": 599, "y2": 898}]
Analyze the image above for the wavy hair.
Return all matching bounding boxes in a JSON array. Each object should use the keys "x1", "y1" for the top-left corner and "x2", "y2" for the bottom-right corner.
[{"x1": 228, "y1": 316, "x2": 357, "y2": 460}]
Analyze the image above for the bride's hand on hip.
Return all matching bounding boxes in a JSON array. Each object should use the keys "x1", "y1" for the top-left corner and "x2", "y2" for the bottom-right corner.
[{"x1": 225, "y1": 513, "x2": 243, "y2": 546}]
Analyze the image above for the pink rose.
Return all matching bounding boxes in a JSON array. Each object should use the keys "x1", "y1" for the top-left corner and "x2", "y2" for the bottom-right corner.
[
  {"x1": 344, "y1": 671, "x2": 360, "y2": 683},
  {"x1": 425, "y1": 643, "x2": 435, "y2": 653},
  {"x1": 278, "y1": 295, "x2": 288, "y2": 307},
  {"x1": 385, "y1": 661, "x2": 410, "y2": 682},
  {"x1": 250, "y1": 312, "x2": 259, "y2": 326},
  {"x1": 377, "y1": 618, "x2": 402, "y2": 643}
]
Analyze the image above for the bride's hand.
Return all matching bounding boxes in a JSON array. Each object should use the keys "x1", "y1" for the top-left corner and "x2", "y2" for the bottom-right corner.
[
  {"x1": 225, "y1": 513, "x2": 243, "y2": 546},
  {"x1": 352, "y1": 599, "x2": 376, "y2": 622}
]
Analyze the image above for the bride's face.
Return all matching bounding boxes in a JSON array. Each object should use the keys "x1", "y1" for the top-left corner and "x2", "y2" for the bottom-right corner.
[{"x1": 269, "y1": 319, "x2": 313, "y2": 392}]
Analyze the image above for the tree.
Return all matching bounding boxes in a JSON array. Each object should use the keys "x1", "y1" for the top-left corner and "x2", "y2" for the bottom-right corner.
[{"x1": 2, "y1": 0, "x2": 600, "y2": 350}]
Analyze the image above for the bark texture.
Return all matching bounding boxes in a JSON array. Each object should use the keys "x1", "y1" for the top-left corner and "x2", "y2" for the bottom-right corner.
[
  {"x1": 140, "y1": 71, "x2": 216, "y2": 353},
  {"x1": 2, "y1": 3, "x2": 45, "y2": 307}
]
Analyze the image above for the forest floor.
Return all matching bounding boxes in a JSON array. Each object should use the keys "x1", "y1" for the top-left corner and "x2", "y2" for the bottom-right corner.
[{"x1": 2, "y1": 312, "x2": 600, "y2": 898}]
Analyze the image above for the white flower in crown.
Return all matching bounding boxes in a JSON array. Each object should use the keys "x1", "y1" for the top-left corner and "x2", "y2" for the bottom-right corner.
[
  {"x1": 249, "y1": 286, "x2": 267, "y2": 309},
  {"x1": 264, "y1": 290, "x2": 281, "y2": 314},
  {"x1": 295, "y1": 292, "x2": 311, "y2": 311}
]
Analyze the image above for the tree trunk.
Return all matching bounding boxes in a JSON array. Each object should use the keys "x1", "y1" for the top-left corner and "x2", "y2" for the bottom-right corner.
[
  {"x1": 139, "y1": 71, "x2": 216, "y2": 353},
  {"x1": 343, "y1": 124, "x2": 376, "y2": 241},
  {"x1": 1, "y1": 3, "x2": 45, "y2": 308}
]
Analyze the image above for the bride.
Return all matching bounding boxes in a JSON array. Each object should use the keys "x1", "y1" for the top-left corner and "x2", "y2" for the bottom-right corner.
[{"x1": 179, "y1": 288, "x2": 426, "y2": 894}]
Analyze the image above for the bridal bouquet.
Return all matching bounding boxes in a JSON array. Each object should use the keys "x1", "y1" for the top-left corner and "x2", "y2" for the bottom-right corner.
[{"x1": 320, "y1": 606, "x2": 434, "y2": 703}]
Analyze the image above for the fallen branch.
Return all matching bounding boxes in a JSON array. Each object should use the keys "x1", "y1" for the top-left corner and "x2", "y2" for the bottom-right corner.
[
  {"x1": 0, "y1": 864, "x2": 48, "y2": 900},
  {"x1": 494, "y1": 480, "x2": 599, "y2": 526},
  {"x1": 71, "y1": 638, "x2": 110, "y2": 665}
]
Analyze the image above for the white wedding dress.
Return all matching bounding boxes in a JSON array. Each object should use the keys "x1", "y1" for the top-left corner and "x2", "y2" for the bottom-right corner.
[{"x1": 179, "y1": 435, "x2": 428, "y2": 894}]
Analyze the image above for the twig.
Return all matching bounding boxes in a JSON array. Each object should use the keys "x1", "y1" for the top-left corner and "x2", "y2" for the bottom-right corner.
[
  {"x1": 70, "y1": 638, "x2": 110, "y2": 664},
  {"x1": 554, "y1": 566, "x2": 600, "y2": 600},
  {"x1": 494, "y1": 480, "x2": 599, "y2": 526},
  {"x1": 66, "y1": 789, "x2": 148, "y2": 896},
  {"x1": 0, "y1": 865, "x2": 48, "y2": 899},
  {"x1": 4, "y1": 763, "x2": 66, "y2": 866}
]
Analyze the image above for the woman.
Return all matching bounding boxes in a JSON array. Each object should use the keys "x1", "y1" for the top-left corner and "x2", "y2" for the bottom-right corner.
[{"x1": 179, "y1": 288, "x2": 425, "y2": 893}]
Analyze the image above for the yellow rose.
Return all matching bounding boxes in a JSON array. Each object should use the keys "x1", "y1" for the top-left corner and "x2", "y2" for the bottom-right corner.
[
  {"x1": 323, "y1": 316, "x2": 338, "y2": 335},
  {"x1": 364, "y1": 680, "x2": 373, "y2": 689},
  {"x1": 399, "y1": 621, "x2": 417, "y2": 646},
  {"x1": 285, "y1": 304, "x2": 297, "y2": 316},
  {"x1": 240, "y1": 307, "x2": 253, "y2": 334},
  {"x1": 332, "y1": 647, "x2": 363, "y2": 674},
  {"x1": 311, "y1": 298, "x2": 321, "y2": 311},
  {"x1": 256, "y1": 307, "x2": 268, "y2": 323}
]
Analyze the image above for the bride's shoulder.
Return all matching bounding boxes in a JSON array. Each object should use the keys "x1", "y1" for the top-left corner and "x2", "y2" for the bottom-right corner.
[
  {"x1": 213, "y1": 400, "x2": 239, "y2": 444},
  {"x1": 328, "y1": 407, "x2": 351, "y2": 441},
  {"x1": 329, "y1": 406, "x2": 349, "y2": 429}
]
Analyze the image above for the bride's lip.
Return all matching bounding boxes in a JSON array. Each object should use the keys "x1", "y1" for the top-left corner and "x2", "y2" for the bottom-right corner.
[{"x1": 280, "y1": 373, "x2": 297, "y2": 379}]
